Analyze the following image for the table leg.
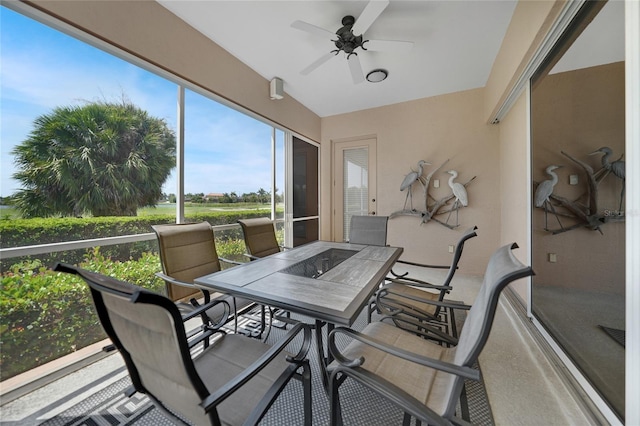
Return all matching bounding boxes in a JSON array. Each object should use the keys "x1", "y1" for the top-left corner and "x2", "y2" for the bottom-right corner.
[{"x1": 315, "y1": 319, "x2": 336, "y2": 391}]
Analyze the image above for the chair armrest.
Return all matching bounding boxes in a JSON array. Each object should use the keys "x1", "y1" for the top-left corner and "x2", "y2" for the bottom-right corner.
[
  {"x1": 155, "y1": 271, "x2": 195, "y2": 289},
  {"x1": 154, "y1": 272, "x2": 231, "y2": 326},
  {"x1": 386, "y1": 276, "x2": 452, "y2": 291},
  {"x1": 328, "y1": 326, "x2": 479, "y2": 381},
  {"x1": 395, "y1": 259, "x2": 453, "y2": 269},
  {"x1": 183, "y1": 298, "x2": 231, "y2": 324},
  {"x1": 200, "y1": 322, "x2": 312, "y2": 411},
  {"x1": 379, "y1": 286, "x2": 471, "y2": 311},
  {"x1": 219, "y1": 257, "x2": 242, "y2": 266},
  {"x1": 242, "y1": 253, "x2": 261, "y2": 261}
]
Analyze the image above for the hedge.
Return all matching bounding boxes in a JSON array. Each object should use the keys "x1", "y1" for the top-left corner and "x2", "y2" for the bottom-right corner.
[
  {"x1": 0, "y1": 211, "x2": 270, "y2": 271},
  {"x1": 0, "y1": 210, "x2": 273, "y2": 381}
]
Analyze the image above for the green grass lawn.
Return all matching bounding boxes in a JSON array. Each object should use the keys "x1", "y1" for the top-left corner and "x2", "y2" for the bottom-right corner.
[{"x1": 0, "y1": 203, "x2": 282, "y2": 219}]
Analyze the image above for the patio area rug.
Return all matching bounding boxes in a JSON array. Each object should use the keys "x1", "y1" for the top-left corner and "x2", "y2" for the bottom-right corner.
[{"x1": 39, "y1": 306, "x2": 494, "y2": 426}]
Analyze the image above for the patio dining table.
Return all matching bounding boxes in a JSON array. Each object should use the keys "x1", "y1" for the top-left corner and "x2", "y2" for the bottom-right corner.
[{"x1": 194, "y1": 240, "x2": 403, "y2": 388}]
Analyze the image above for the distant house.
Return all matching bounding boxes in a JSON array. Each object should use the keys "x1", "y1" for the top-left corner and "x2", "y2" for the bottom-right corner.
[{"x1": 205, "y1": 193, "x2": 224, "y2": 202}]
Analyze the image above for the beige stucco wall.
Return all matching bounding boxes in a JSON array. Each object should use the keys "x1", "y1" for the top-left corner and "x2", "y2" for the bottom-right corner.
[
  {"x1": 484, "y1": 0, "x2": 565, "y2": 122},
  {"x1": 26, "y1": 0, "x2": 321, "y2": 142},
  {"x1": 321, "y1": 88, "x2": 500, "y2": 275},
  {"x1": 497, "y1": 93, "x2": 531, "y2": 300},
  {"x1": 487, "y1": 0, "x2": 568, "y2": 300}
]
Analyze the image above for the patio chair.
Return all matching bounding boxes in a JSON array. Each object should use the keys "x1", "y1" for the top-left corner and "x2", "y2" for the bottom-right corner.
[
  {"x1": 238, "y1": 217, "x2": 287, "y2": 260},
  {"x1": 327, "y1": 243, "x2": 533, "y2": 426},
  {"x1": 350, "y1": 215, "x2": 476, "y2": 331},
  {"x1": 237, "y1": 217, "x2": 291, "y2": 333},
  {"x1": 347, "y1": 215, "x2": 389, "y2": 246},
  {"x1": 54, "y1": 263, "x2": 312, "y2": 426},
  {"x1": 375, "y1": 226, "x2": 478, "y2": 344},
  {"x1": 152, "y1": 222, "x2": 258, "y2": 336}
]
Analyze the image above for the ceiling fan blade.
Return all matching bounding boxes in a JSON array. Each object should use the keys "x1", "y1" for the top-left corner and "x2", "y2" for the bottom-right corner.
[
  {"x1": 365, "y1": 39, "x2": 414, "y2": 53},
  {"x1": 352, "y1": 0, "x2": 390, "y2": 36},
  {"x1": 301, "y1": 52, "x2": 336, "y2": 75},
  {"x1": 348, "y1": 55, "x2": 365, "y2": 84},
  {"x1": 291, "y1": 20, "x2": 336, "y2": 39}
]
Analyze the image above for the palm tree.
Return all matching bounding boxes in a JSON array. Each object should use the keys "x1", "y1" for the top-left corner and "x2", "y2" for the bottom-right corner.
[
  {"x1": 12, "y1": 100, "x2": 175, "y2": 217},
  {"x1": 257, "y1": 188, "x2": 269, "y2": 203}
]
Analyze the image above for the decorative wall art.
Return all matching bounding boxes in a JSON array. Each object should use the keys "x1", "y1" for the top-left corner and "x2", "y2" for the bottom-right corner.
[
  {"x1": 533, "y1": 146, "x2": 625, "y2": 235},
  {"x1": 390, "y1": 159, "x2": 476, "y2": 229}
]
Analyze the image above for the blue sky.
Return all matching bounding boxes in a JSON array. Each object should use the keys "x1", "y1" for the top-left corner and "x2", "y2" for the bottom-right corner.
[{"x1": 1, "y1": 6, "x2": 283, "y2": 198}]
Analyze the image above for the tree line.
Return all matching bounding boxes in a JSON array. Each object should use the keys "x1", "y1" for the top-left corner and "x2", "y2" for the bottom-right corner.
[{"x1": 161, "y1": 190, "x2": 283, "y2": 204}]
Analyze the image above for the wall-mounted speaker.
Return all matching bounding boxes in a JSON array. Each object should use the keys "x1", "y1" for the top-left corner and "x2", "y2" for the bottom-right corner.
[{"x1": 270, "y1": 77, "x2": 284, "y2": 100}]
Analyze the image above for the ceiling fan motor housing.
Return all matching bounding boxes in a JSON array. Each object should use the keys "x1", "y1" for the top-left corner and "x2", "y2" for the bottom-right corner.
[{"x1": 335, "y1": 15, "x2": 366, "y2": 55}]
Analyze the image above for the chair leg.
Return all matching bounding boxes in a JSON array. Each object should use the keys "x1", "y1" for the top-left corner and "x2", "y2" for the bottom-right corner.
[
  {"x1": 262, "y1": 307, "x2": 275, "y2": 343},
  {"x1": 330, "y1": 371, "x2": 344, "y2": 426},
  {"x1": 450, "y1": 308, "x2": 458, "y2": 339},
  {"x1": 367, "y1": 300, "x2": 375, "y2": 323},
  {"x1": 259, "y1": 304, "x2": 266, "y2": 338},
  {"x1": 459, "y1": 383, "x2": 470, "y2": 421},
  {"x1": 302, "y1": 363, "x2": 312, "y2": 426},
  {"x1": 232, "y1": 297, "x2": 238, "y2": 333}
]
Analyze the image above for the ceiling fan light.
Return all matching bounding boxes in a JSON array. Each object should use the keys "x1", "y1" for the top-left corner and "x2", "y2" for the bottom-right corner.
[{"x1": 366, "y1": 69, "x2": 388, "y2": 83}]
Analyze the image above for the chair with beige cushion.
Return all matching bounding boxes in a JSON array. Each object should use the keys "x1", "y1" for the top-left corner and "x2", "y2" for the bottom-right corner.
[
  {"x1": 238, "y1": 217, "x2": 285, "y2": 260},
  {"x1": 238, "y1": 217, "x2": 291, "y2": 334},
  {"x1": 350, "y1": 216, "x2": 477, "y2": 341},
  {"x1": 54, "y1": 263, "x2": 312, "y2": 426},
  {"x1": 375, "y1": 226, "x2": 478, "y2": 344},
  {"x1": 327, "y1": 243, "x2": 533, "y2": 425},
  {"x1": 152, "y1": 222, "x2": 257, "y2": 336}
]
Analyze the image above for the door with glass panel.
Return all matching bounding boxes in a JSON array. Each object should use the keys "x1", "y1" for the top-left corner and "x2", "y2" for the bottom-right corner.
[{"x1": 332, "y1": 137, "x2": 377, "y2": 242}]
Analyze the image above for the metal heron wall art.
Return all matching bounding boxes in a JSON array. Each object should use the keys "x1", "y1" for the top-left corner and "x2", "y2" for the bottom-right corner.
[
  {"x1": 446, "y1": 170, "x2": 468, "y2": 227},
  {"x1": 533, "y1": 165, "x2": 564, "y2": 231},
  {"x1": 400, "y1": 160, "x2": 429, "y2": 210},
  {"x1": 533, "y1": 146, "x2": 625, "y2": 235},
  {"x1": 391, "y1": 158, "x2": 475, "y2": 229},
  {"x1": 589, "y1": 146, "x2": 625, "y2": 211}
]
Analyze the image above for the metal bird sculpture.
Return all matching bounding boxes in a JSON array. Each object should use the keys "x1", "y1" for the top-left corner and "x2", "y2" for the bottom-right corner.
[
  {"x1": 589, "y1": 146, "x2": 625, "y2": 211},
  {"x1": 446, "y1": 170, "x2": 467, "y2": 226},
  {"x1": 400, "y1": 160, "x2": 429, "y2": 210},
  {"x1": 534, "y1": 165, "x2": 563, "y2": 230}
]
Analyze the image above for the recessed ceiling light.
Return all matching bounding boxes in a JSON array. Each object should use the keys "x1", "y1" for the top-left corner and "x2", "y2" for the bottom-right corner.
[{"x1": 366, "y1": 69, "x2": 388, "y2": 83}]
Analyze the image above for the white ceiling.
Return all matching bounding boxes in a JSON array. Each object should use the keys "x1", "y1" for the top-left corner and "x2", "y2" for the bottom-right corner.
[{"x1": 157, "y1": 1, "x2": 517, "y2": 117}]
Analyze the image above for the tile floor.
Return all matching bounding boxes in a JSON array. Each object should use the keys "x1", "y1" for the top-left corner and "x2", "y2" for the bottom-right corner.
[{"x1": 0, "y1": 267, "x2": 608, "y2": 425}]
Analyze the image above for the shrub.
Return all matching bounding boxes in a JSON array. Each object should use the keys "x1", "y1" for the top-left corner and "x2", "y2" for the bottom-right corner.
[{"x1": 0, "y1": 210, "x2": 274, "y2": 380}]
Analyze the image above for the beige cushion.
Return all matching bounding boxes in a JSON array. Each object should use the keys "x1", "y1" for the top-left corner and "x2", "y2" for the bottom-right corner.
[
  {"x1": 195, "y1": 334, "x2": 294, "y2": 425},
  {"x1": 329, "y1": 321, "x2": 457, "y2": 416},
  {"x1": 384, "y1": 283, "x2": 440, "y2": 316}
]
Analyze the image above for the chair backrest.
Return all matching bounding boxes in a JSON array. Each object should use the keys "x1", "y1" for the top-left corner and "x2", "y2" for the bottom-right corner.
[
  {"x1": 53, "y1": 263, "x2": 214, "y2": 425},
  {"x1": 238, "y1": 217, "x2": 281, "y2": 258},
  {"x1": 152, "y1": 222, "x2": 222, "y2": 301},
  {"x1": 348, "y1": 215, "x2": 389, "y2": 246},
  {"x1": 442, "y1": 243, "x2": 533, "y2": 416},
  {"x1": 437, "y1": 226, "x2": 478, "y2": 301}
]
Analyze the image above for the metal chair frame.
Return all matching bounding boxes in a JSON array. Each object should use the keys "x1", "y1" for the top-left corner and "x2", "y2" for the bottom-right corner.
[
  {"x1": 55, "y1": 263, "x2": 313, "y2": 426},
  {"x1": 327, "y1": 243, "x2": 533, "y2": 426}
]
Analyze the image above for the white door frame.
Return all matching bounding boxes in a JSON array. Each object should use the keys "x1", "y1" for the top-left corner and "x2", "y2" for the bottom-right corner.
[{"x1": 331, "y1": 136, "x2": 377, "y2": 242}]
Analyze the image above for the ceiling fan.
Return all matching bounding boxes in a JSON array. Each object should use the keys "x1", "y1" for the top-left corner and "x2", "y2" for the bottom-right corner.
[{"x1": 291, "y1": 0, "x2": 413, "y2": 84}]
